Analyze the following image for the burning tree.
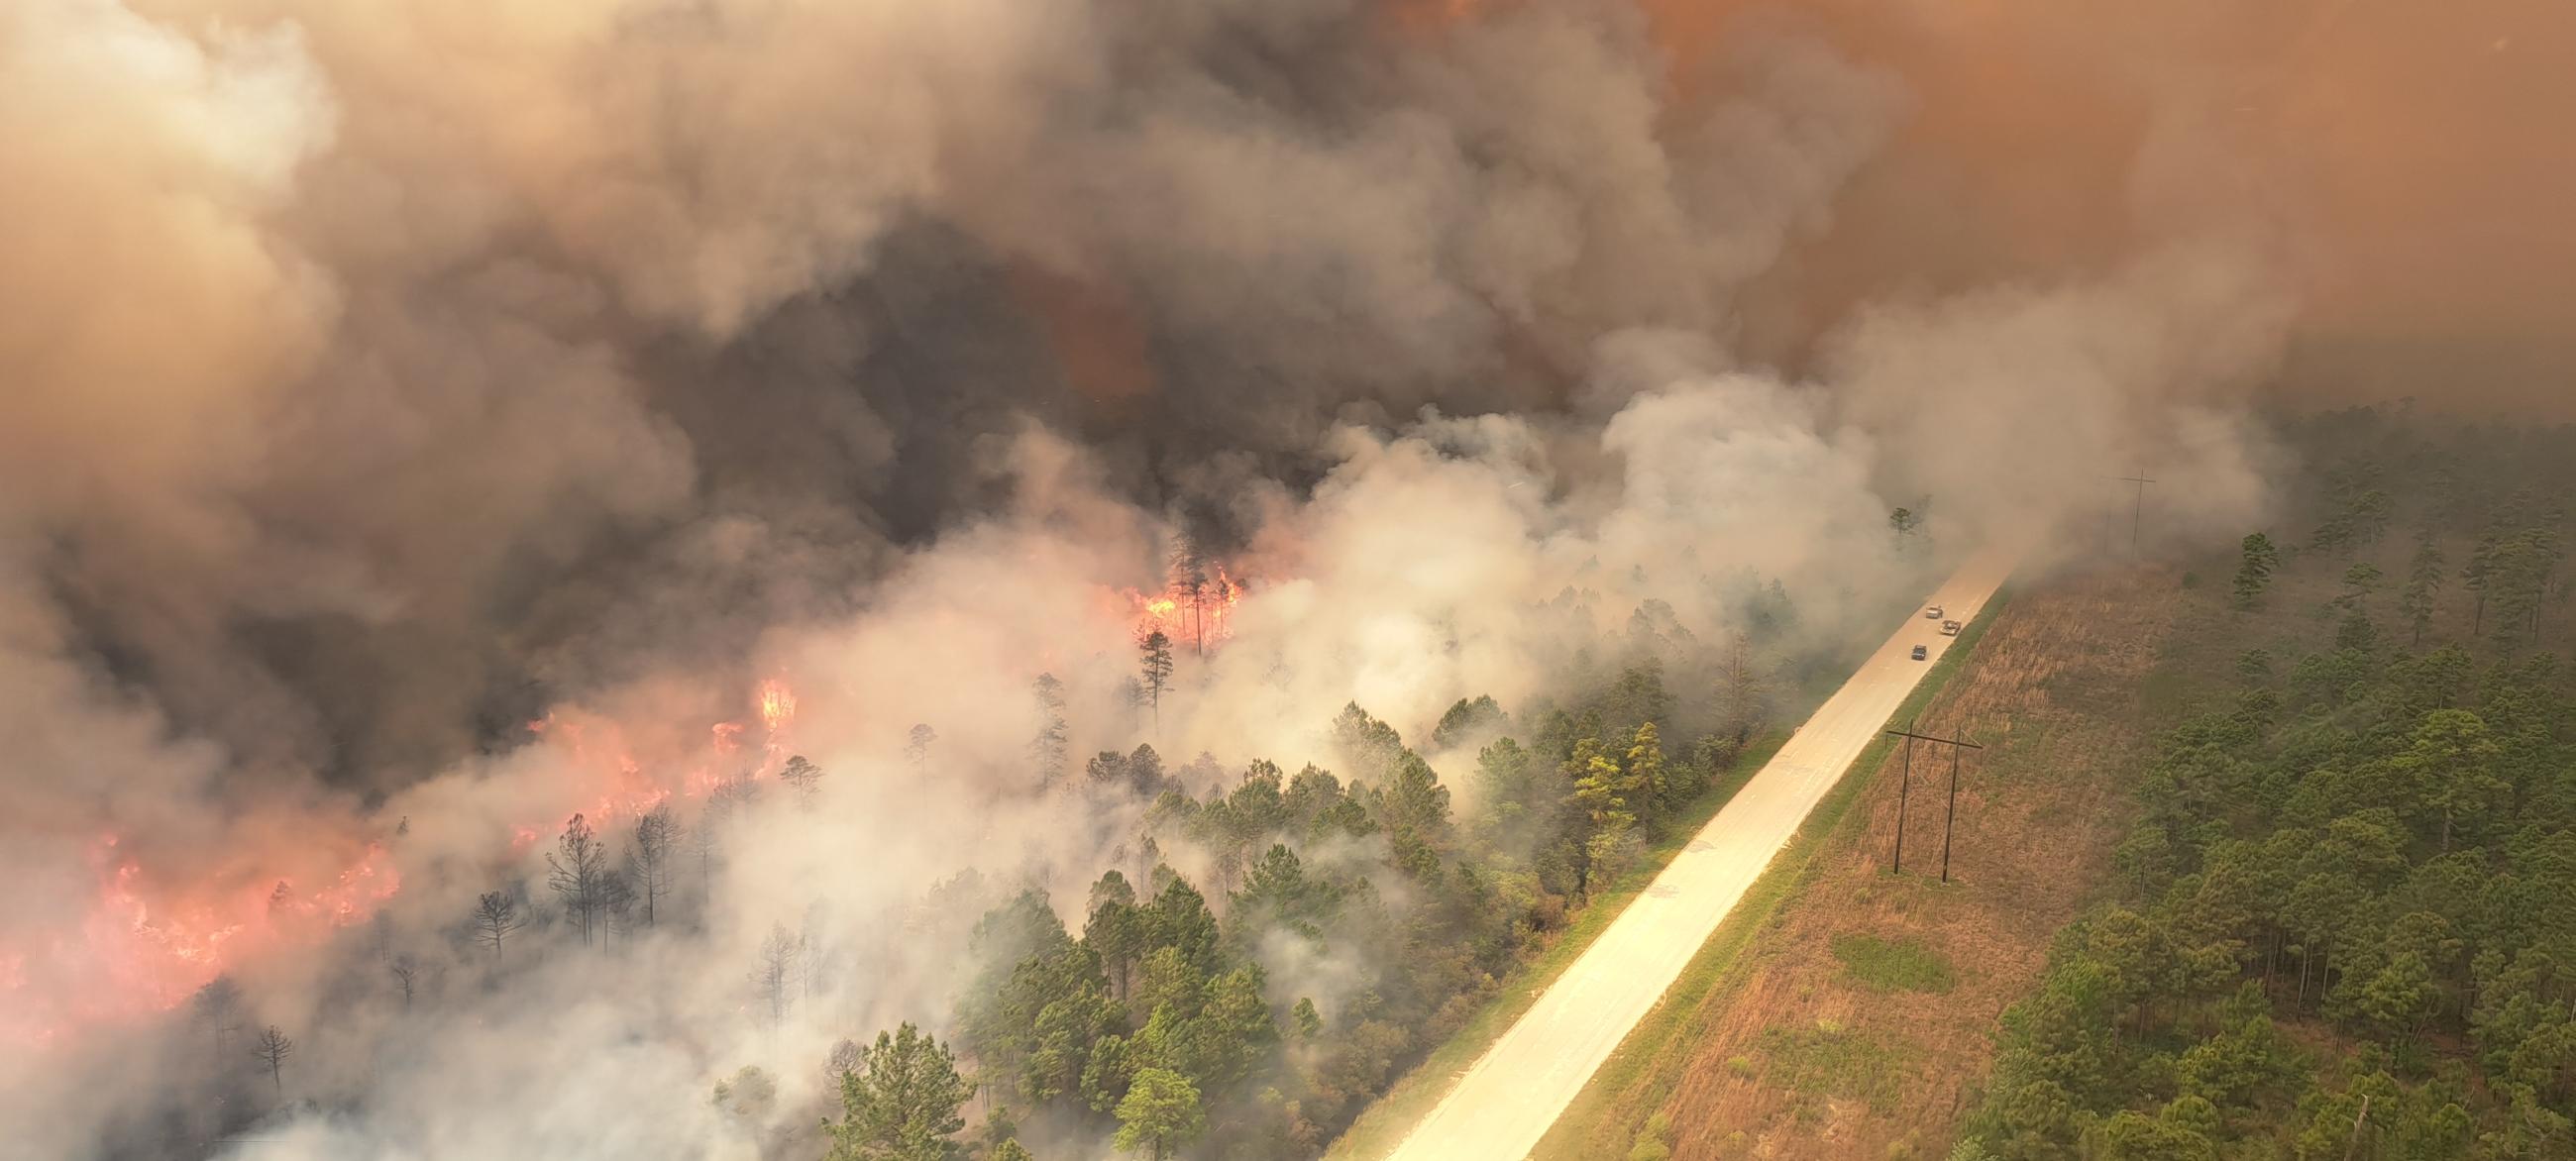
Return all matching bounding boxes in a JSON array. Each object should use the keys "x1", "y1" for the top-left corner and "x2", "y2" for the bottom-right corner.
[
  {"x1": 1123, "y1": 558, "x2": 1246, "y2": 659},
  {"x1": 1169, "y1": 540, "x2": 1212, "y2": 658}
]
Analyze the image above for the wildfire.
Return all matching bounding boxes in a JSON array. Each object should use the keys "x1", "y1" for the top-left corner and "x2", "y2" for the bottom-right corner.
[
  {"x1": 1, "y1": 836, "x2": 402, "y2": 1046},
  {"x1": 6, "y1": 677, "x2": 806, "y2": 1049},
  {"x1": 527, "y1": 710, "x2": 673, "y2": 822},
  {"x1": 1125, "y1": 565, "x2": 1247, "y2": 652},
  {"x1": 758, "y1": 679, "x2": 798, "y2": 733}
]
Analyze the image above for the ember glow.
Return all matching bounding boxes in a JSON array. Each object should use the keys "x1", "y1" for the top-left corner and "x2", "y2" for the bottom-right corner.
[
  {"x1": 1127, "y1": 566, "x2": 1248, "y2": 653},
  {"x1": 8, "y1": 0, "x2": 2530, "y2": 1153},
  {"x1": 528, "y1": 710, "x2": 671, "y2": 822},
  {"x1": 757, "y1": 679, "x2": 798, "y2": 733},
  {"x1": 2, "y1": 837, "x2": 401, "y2": 1047},
  {"x1": 0, "y1": 680, "x2": 806, "y2": 1050}
]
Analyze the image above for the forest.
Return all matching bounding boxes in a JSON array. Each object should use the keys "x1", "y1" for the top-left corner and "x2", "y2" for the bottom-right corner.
[
  {"x1": 1959, "y1": 410, "x2": 2576, "y2": 1160},
  {"x1": 850, "y1": 586, "x2": 1808, "y2": 1160},
  {"x1": 169, "y1": 564, "x2": 1854, "y2": 1159}
]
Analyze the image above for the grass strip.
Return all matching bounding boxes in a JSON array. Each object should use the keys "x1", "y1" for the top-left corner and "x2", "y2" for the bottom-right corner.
[{"x1": 1529, "y1": 588, "x2": 2012, "y2": 1161}]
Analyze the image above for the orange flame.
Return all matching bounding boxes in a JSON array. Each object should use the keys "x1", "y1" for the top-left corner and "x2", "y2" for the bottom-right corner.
[
  {"x1": 1123, "y1": 565, "x2": 1249, "y2": 651},
  {"x1": 2, "y1": 836, "x2": 402, "y2": 1045},
  {"x1": 527, "y1": 710, "x2": 669, "y2": 823},
  {"x1": 757, "y1": 680, "x2": 797, "y2": 733},
  {"x1": 4, "y1": 677, "x2": 806, "y2": 1049}
]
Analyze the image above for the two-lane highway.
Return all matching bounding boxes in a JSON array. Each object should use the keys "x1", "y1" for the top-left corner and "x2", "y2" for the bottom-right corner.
[{"x1": 1372, "y1": 549, "x2": 2018, "y2": 1161}]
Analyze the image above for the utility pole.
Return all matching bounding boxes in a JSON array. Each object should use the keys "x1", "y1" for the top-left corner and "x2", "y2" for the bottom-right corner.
[
  {"x1": 1891, "y1": 733, "x2": 1912, "y2": 874},
  {"x1": 1884, "y1": 725, "x2": 1985, "y2": 881},
  {"x1": 2110, "y1": 472, "x2": 2158, "y2": 554}
]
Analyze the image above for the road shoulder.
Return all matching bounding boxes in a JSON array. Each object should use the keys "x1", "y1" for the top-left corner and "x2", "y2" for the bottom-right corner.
[{"x1": 1537, "y1": 567, "x2": 2181, "y2": 1161}]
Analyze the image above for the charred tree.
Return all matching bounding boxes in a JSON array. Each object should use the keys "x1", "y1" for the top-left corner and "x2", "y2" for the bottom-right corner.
[
  {"x1": 547, "y1": 813, "x2": 611, "y2": 946},
  {"x1": 252, "y1": 1025, "x2": 293, "y2": 1098},
  {"x1": 474, "y1": 891, "x2": 523, "y2": 963}
]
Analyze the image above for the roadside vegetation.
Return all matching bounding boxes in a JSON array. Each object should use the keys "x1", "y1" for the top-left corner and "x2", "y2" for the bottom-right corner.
[
  {"x1": 1956, "y1": 409, "x2": 2576, "y2": 1159},
  {"x1": 805, "y1": 570, "x2": 1897, "y2": 1159},
  {"x1": 1533, "y1": 586, "x2": 2030, "y2": 1159}
]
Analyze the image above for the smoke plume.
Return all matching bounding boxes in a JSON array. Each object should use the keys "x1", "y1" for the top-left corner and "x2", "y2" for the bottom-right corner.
[{"x1": 5, "y1": 0, "x2": 2559, "y2": 1156}]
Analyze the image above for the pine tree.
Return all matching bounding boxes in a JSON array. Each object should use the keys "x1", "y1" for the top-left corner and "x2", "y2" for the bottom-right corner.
[
  {"x1": 1137, "y1": 631, "x2": 1175, "y2": 734},
  {"x1": 821, "y1": 1023, "x2": 974, "y2": 1161},
  {"x1": 547, "y1": 813, "x2": 610, "y2": 946},
  {"x1": 1113, "y1": 1067, "x2": 1206, "y2": 1160},
  {"x1": 2231, "y1": 533, "x2": 2279, "y2": 610},
  {"x1": 1169, "y1": 538, "x2": 1212, "y2": 658},
  {"x1": 192, "y1": 977, "x2": 244, "y2": 1059},
  {"x1": 1714, "y1": 630, "x2": 1769, "y2": 745},
  {"x1": 1628, "y1": 721, "x2": 1675, "y2": 818},
  {"x1": 632, "y1": 804, "x2": 681, "y2": 927},
  {"x1": 1890, "y1": 507, "x2": 1922, "y2": 552},
  {"x1": 2465, "y1": 533, "x2": 2499, "y2": 636},
  {"x1": 779, "y1": 755, "x2": 825, "y2": 803},
  {"x1": 752, "y1": 922, "x2": 801, "y2": 1025},
  {"x1": 1571, "y1": 741, "x2": 1644, "y2": 895},
  {"x1": 253, "y1": 1025, "x2": 294, "y2": 1098},
  {"x1": 2401, "y1": 535, "x2": 2447, "y2": 646},
  {"x1": 1030, "y1": 673, "x2": 1071, "y2": 786},
  {"x1": 474, "y1": 891, "x2": 522, "y2": 962}
]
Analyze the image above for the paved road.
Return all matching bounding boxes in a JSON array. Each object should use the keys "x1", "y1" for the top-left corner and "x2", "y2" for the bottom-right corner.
[{"x1": 1376, "y1": 550, "x2": 2019, "y2": 1161}]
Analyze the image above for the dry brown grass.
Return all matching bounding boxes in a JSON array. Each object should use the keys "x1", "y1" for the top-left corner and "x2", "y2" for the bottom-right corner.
[{"x1": 1655, "y1": 566, "x2": 2186, "y2": 1160}]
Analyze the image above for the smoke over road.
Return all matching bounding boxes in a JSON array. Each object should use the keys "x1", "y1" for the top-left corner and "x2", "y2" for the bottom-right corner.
[{"x1": 1, "y1": 0, "x2": 2559, "y2": 1156}]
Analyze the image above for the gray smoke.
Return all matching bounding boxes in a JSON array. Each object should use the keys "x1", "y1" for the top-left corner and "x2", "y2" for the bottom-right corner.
[{"x1": 0, "y1": 0, "x2": 2362, "y2": 1156}]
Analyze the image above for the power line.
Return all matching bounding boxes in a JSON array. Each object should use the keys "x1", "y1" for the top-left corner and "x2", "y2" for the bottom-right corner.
[
  {"x1": 2109, "y1": 472, "x2": 2158, "y2": 554},
  {"x1": 1883, "y1": 725, "x2": 1985, "y2": 882}
]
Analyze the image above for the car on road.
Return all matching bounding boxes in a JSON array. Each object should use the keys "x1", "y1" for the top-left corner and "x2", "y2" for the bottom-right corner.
[
  {"x1": 1924, "y1": 605, "x2": 1944, "y2": 619},
  {"x1": 1911, "y1": 644, "x2": 1929, "y2": 661},
  {"x1": 1942, "y1": 619, "x2": 1963, "y2": 636}
]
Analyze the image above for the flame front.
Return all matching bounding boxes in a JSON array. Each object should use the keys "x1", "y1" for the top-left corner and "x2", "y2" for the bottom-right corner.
[
  {"x1": 0, "y1": 836, "x2": 402, "y2": 1047},
  {"x1": 1125, "y1": 565, "x2": 1247, "y2": 651},
  {"x1": 758, "y1": 680, "x2": 797, "y2": 733},
  {"x1": 3, "y1": 678, "x2": 805, "y2": 1049}
]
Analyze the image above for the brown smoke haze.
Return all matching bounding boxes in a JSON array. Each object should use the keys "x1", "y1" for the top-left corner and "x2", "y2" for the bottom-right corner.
[
  {"x1": 1651, "y1": 0, "x2": 2576, "y2": 412},
  {"x1": 0, "y1": 0, "x2": 2565, "y2": 1156}
]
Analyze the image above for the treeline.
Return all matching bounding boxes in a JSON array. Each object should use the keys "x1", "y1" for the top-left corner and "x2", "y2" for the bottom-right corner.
[
  {"x1": 821, "y1": 585, "x2": 1818, "y2": 1159},
  {"x1": 177, "y1": 771, "x2": 790, "y2": 1120},
  {"x1": 935, "y1": 683, "x2": 1746, "y2": 1156},
  {"x1": 167, "y1": 567, "x2": 1828, "y2": 1158},
  {"x1": 1961, "y1": 408, "x2": 2576, "y2": 1160}
]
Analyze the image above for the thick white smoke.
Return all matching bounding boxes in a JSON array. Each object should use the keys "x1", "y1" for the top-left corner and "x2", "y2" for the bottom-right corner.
[{"x1": 0, "y1": 0, "x2": 2324, "y2": 1157}]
